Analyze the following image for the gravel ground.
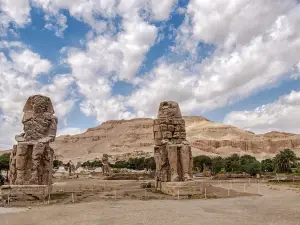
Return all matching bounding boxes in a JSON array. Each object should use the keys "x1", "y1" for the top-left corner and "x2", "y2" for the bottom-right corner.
[
  {"x1": 0, "y1": 208, "x2": 27, "y2": 214},
  {"x1": 1, "y1": 182, "x2": 300, "y2": 225}
]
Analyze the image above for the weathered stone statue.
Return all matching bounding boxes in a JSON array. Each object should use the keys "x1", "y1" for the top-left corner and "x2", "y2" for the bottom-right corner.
[
  {"x1": 9, "y1": 95, "x2": 57, "y2": 185},
  {"x1": 68, "y1": 160, "x2": 75, "y2": 176},
  {"x1": 153, "y1": 101, "x2": 193, "y2": 187},
  {"x1": 102, "y1": 154, "x2": 110, "y2": 175}
]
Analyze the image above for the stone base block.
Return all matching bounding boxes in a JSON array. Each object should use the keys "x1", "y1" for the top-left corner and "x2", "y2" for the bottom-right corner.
[
  {"x1": 159, "y1": 181, "x2": 203, "y2": 196},
  {"x1": 1, "y1": 185, "x2": 51, "y2": 201}
]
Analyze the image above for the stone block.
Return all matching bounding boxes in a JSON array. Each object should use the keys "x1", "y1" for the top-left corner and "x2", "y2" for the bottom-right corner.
[
  {"x1": 160, "y1": 181, "x2": 203, "y2": 196},
  {"x1": 160, "y1": 124, "x2": 168, "y2": 131},
  {"x1": 162, "y1": 131, "x2": 172, "y2": 139},
  {"x1": 166, "y1": 118, "x2": 174, "y2": 124},
  {"x1": 153, "y1": 119, "x2": 160, "y2": 125},
  {"x1": 154, "y1": 131, "x2": 162, "y2": 139},
  {"x1": 168, "y1": 125, "x2": 175, "y2": 132},
  {"x1": 173, "y1": 139, "x2": 182, "y2": 144},
  {"x1": 159, "y1": 119, "x2": 167, "y2": 124},
  {"x1": 1, "y1": 185, "x2": 51, "y2": 200},
  {"x1": 180, "y1": 132, "x2": 187, "y2": 139},
  {"x1": 154, "y1": 138, "x2": 162, "y2": 145},
  {"x1": 175, "y1": 125, "x2": 181, "y2": 132},
  {"x1": 173, "y1": 132, "x2": 180, "y2": 139},
  {"x1": 153, "y1": 124, "x2": 160, "y2": 132}
]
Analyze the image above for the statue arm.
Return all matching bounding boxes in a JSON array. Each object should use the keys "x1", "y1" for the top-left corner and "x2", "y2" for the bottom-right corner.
[
  {"x1": 39, "y1": 116, "x2": 57, "y2": 143},
  {"x1": 49, "y1": 116, "x2": 58, "y2": 139}
]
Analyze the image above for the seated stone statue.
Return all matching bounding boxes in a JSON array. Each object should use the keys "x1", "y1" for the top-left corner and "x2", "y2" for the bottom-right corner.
[
  {"x1": 102, "y1": 154, "x2": 110, "y2": 175},
  {"x1": 9, "y1": 95, "x2": 57, "y2": 185},
  {"x1": 153, "y1": 101, "x2": 193, "y2": 187}
]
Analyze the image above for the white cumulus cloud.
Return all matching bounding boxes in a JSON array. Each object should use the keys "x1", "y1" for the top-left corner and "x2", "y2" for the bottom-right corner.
[
  {"x1": 0, "y1": 0, "x2": 31, "y2": 36},
  {"x1": 0, "y1": 42, "x2": 75, "y2": 149},
  {"x1": 224, "y1": 90, "x2": 300, "y2": 134},
  {"x1": 125, "y1": 0, "x2": 300, "y2": 118}
]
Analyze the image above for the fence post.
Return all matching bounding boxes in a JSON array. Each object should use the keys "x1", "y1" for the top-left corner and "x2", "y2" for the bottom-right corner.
[
  {"x1": 177, "y1": 189, "x2": 180, "y2": 200},
  {"x1": 227, "y1": 188, "x2": 230, "y2": 197},
  {"x1": 72, "y1": 192, "x2": 74, "y2": 203},
  {"x1": 205, "y1": 188, "x2": 207, "y2": 199},
  {"x1": 48, "y1": 192, "x2": 50, "y2": 204}
]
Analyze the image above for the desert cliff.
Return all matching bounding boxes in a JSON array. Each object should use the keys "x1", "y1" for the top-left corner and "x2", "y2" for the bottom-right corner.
[{"x1": 49, "y1": 116, "x2": 300, "y2": 163}]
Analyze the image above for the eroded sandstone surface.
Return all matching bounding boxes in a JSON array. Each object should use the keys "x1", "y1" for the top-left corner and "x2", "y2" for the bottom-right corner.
[
  {"x1": 9, "y1": 95, "x2": 57, "y2": 185},
  {"x1": 153, "y1": 101, "x2": 193, "y2": 184},
  {"x1": 49, "y1": 116, "x2": 300, "y2": 163}
]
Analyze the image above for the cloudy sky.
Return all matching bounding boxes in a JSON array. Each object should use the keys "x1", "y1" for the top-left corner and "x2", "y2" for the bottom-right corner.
[{"x1": 1, "y1": 0, "x2": 300, "y2": 149}]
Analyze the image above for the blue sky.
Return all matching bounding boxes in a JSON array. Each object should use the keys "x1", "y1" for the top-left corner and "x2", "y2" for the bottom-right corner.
[{"x1": 1, "y1": 0, "x2": 300, "y2": 149}]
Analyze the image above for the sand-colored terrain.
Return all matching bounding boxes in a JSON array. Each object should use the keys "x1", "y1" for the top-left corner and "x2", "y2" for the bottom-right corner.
[
  {"x1": 1, "y1": 180, "x2": 300, "y2": 225},
  {"x1": 2, "y1": 116, "x2": 300, "y2": 162},
  {"x1": 50, "y1": 116, "x2": 300, "y2": 163}
]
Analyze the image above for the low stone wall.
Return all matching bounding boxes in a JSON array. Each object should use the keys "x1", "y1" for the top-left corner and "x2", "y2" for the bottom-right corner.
[
  {"x1": 1, "y1": 185, "x2": 51, "y2": 201},
  {"x1": 160, "y1": 181, "x2": 204, "y2": 196},
  {"x1": 104, "y1": 173, "x2": 154, "y2": 180}
]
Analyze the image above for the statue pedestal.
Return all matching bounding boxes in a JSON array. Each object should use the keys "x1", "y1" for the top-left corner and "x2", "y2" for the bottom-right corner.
[
  {"x1": 1, "y1": 185, "x2": 51, "y2": 201},
  {"x1": 159, "y1": 181, "x2": 204, "y2": 196}
]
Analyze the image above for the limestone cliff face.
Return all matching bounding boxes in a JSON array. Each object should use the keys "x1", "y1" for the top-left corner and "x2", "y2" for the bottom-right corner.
[
  {"x1": 191, "y1": 139, "x2": 300, "y2": 154},
  {"x1": 50, "y1": 116, "x2": 300, "y2": 162}
]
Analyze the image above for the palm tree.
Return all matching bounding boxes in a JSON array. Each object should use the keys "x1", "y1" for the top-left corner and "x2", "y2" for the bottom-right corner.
[{"x1": 274, "y1": 149, "x2": 297, "y2": 173}]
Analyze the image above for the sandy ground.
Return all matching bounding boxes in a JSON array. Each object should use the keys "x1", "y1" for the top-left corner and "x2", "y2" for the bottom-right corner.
[{"x1": 1, "y1": 180, "x2": 300, "y2": 225}]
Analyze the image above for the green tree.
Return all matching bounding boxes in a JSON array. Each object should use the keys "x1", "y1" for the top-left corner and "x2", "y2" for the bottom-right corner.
[
  {"x1": 145, "y1": 157, "x2": 156, "y2": 170},
  {"x1": 211, "y1": 156, "x2": 225, "y2": 174},
  {"x1": 113, "y1": 160, "x2": 129, "y2": 169},
  {"x1": 92, "y1": 160, "x2": 103, "y2": 168},
  {"x1": 0, "y1": 153, "x2": 10, "y2": 181},
  {"x1": 240, "y1": 155, "x2": 260, "y2": 174},
  {"x1": 243, "y1": 161, "x2": 261, "y2": 176},
  {"x1": 240, "y1": 155, "x2": 257, "y2": 165},
  {"x1": 274, "y1": 149, "x2": 297, "y2": 173},
  {"x1": 127, "y1": 157, "x2": 146, "y2": 170},
  {"x1": 225, "y1": 154, "x2": 242, "y2": 173},
  {"x1": 53, "y1": 159, "x2": 63, "y2": 168},
  {"x1": 82, "y1": 161, "x2": 92, "y2": 168},
  {"x1": 261, "y1": 158, "x2": 274, "y2": 172},
  {"x1": 193, "y1": 155, "x2": 212, "y2": 172}
]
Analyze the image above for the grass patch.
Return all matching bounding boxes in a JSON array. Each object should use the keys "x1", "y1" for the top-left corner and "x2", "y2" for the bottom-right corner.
[{"x1": 50, "y1": 193, "x2": 69, "y2": 200}]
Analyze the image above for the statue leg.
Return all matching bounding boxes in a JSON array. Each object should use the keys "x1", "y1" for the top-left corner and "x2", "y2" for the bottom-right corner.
[
  {"x1": 42, "y1": 146, "x2": 53, "y2": 185},
  {"x1": 15, "y1": 144, "x2": 29, "y2": 185},
  {"x1": 154, "y1": 146, "x2": 161, "y2": 187},
  {"x1": 9, "y1": 145, "x2": 17, "y2": 184},
  {"x1": 30, "y1": 143, "x2": 45, "y2": 184},
  {"x1": 179, "y1": 145, "x2": 193, "y2": 181},
  {"x1": 167, "y1": 145, "x2": 180, "y2": 182}
]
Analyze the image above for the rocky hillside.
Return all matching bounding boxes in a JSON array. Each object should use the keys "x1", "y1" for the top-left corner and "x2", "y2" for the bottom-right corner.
[{"x1": 50, "y1": 116, "x2": 300, "y2": 163}]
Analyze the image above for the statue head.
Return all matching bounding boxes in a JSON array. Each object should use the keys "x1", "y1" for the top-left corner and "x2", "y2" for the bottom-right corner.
[
  {"x1": 157, "y1": 101, "x2": 182, "y2": 119},
  {"x1": 23, "y1": 95, "x2": 54, "y2": 115}
]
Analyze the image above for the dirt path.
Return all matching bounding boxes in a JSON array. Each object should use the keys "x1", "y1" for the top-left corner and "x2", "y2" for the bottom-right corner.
[
  {"x1": 1, "y1": 180, "x2": 300, "y2": 225},
  {"x1": 1, "y1": 194, "x2": 300, "y2": 225}
]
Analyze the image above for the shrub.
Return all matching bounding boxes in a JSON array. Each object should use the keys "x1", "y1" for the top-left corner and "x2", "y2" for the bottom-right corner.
[
  {"x1": 0, "y1": 174, "x2": 4, "y2": 185},
  {"x1": 261, "y1": 158, "x2": 274, "y2": 172}
]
